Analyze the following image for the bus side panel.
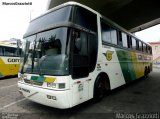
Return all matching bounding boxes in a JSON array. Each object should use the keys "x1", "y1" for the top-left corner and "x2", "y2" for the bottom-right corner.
[
  {"x1": 0, "y1": 57, "x2": 20, "y2": 77},
  {"x1": 116, "y1": 49, "x2": 137, "y2": 83},
  {"x1": 115, "y1": 48, "x2": 150, "y2": 83},
  {"x1": 129, "y1": 51, "x2": 144, "y2": 79},
  {"x1": 101, "y1": 46, "x2": 126, "y2": 89}
]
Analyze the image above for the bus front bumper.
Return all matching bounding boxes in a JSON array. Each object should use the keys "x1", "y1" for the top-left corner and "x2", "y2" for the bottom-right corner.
[{"x1": 18, "y1": 82, "x2": 72, "y2": 109}]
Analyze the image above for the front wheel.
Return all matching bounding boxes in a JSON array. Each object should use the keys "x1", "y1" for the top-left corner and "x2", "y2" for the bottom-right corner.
[{"x1": 93, "y1": 76, "x2": 110, "y2": 102}]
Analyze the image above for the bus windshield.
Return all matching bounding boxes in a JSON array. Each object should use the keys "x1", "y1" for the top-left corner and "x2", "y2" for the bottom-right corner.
[{"x1": 21, "y1": 27, "x2": 70, "y2": 76}]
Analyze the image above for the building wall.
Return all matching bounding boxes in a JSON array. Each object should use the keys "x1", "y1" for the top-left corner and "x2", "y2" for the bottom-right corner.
[{"x1": 149, "y1": 42, "x2": 160, "y2": 61}]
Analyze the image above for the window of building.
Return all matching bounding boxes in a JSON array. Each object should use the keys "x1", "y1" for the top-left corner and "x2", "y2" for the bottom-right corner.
[
  {"x1": 155, "y1": 46, "x2": 158, "y2": 50},
  {"x1": 148, "y1": 46, "x2": 152, "y2": 54}
]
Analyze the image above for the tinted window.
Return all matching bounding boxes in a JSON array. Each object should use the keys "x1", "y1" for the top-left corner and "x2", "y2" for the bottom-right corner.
[
  {"x1": 136, "y1": 40, "x2": 139, "y2": 50},
  {"x1": 73, "y1": 32, "x2": 88, "y2": 56},
  {"x1": 25, "y1": 6, "x2": 72, "y2": 36},
  {"x1": 122, "y1": 32, "x2": 128, "y2": 47},
  {"x1": 132, "y1": 38, "x2": 136, "y2": 50},
  {"x1": 4, "y1": 47, "x2": 16, "y2": 56},
  {"x1": 88, "y1": 34, "x2": 98, "y2": 72},
  {"x1": 118, "y1": 31, "x2": 122, "y2": 46},
  {"x1": 22, "y1": 28, "x2": 70, "y2": 75},
  {"x1": 101, "y1": 21, "x2": 117, "y2": 44},
  {"x1": 15, "y1": 48, "x2": 22, "y2": 56},
  {"x1": 75, "y1": 6, "x2": 97, "y2": 32},
  {"x1": 72, "y1": 30, "x2": 89, "y2": 79},
  {"x1": 0, "y1": 47, "x2": 3, "y2": 55},
  {"x1": 110, "y1": 27, "x2": 117, "y2": 45},
  {"x1": 139, "y1": 41, "x2": 142, "y2": 51},
  {"x1": 101, "y1": 22, "x2": 111, "y2": 43},
  {"x1": 127, "y1": 35, "x2": 132, "y2": 48},
  {"x1": 143, "y1": 43, "x2": 146, "y2": 53}
]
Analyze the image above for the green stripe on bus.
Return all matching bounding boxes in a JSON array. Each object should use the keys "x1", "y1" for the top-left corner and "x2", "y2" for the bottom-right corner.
[
  {"x1": 116, "y1": 49, "x2": 136, "y2": 83},
  {"x1": 37, "y1": 76, "x2": 45, "y2": 82},
  {"x1": 31, "y1": 76, "x2": 38, "y2": 80},
  {"x1": 31, "y1": 76, "x2": 45, "y2": 82}
]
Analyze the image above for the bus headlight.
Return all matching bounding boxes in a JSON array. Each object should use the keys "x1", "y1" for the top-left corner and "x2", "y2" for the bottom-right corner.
[{"x1": 58, "y1": 83, "x2": 65, "y2": 89}]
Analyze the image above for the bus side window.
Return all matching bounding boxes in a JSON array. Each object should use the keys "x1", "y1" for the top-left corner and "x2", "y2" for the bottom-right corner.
[
  {"x1": 139, "y1": 41, "x2": 142, "y2": 52},
  {"x1": 122, "y1": 32, "x2": 128, "y2": 48},
  {"x1": 127, "y1": 35, "x2": 132, "y2": 48},
  {"x1": 75, "y1": 6, "x2": 97, "y2": 32},
  {"x1": 101, "y1": 19, "x2": 118, "y2": 45},
  {"x1": 143, "y1": 43, "x2": 146, "y2": 53},
  {"x1": 0, "y1": 47, "x2": 3, "y2": 55},
  {"x1": 136, "y1": 40, "x2": 139, "y2": 51},
  {"x1": 101, "y1": 21, "x2": 111, "y2": 43},
  {"x1": 110, "y1": 27, "x2": 117, "y2": 45},
  {"x1": 118, "y1": 31, "x2": 122, "y2": 46},
  {"x1": 132, "y1": 37, "x2": 136, "y2": 50}
]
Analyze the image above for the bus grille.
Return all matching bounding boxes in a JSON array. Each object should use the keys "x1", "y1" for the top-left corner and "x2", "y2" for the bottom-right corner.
[{"x1": 24, "y1": 79, "x2": 43, "y2": 86}]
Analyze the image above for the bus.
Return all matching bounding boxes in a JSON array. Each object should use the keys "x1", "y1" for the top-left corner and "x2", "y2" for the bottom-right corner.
[
  {"x1": 0, "y1": 43, "x2": 21, "y2": 78},
  {"x1": 18, "y1": 2, "x2": 152, "y2": 109}
]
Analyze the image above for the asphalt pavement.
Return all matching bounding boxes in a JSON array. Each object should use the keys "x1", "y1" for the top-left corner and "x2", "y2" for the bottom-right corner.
[{"x1": 0, "y1": 69, "x2": 160, "y2": 119}]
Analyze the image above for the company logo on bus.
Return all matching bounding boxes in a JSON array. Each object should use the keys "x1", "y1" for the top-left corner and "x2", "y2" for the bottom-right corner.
[{"x1": 104, "y1": 51, "x2": 114, "y2": 61}]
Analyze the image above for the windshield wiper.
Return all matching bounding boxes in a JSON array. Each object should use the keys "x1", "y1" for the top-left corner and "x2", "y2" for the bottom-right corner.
[{"x1": 31, "y1": 36, "x2": 37, "y2": 73}]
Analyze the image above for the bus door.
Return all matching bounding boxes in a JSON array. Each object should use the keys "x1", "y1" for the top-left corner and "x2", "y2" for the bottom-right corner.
[{"x1": 71, "y1": 30, "x2": 89, "y2": 105}]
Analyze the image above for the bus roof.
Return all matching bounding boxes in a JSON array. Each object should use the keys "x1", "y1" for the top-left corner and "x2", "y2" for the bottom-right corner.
[{"x1": 0, "y1": 42, "x2": 17, "y2": 48}]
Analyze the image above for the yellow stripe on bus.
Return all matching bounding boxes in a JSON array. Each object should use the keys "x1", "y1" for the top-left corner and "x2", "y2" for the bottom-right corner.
[{"x1": 44, "y1": 77, "x2": 56, "y2": 83}]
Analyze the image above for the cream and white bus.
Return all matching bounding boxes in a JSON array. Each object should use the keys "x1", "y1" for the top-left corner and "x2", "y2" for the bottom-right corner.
[
  {"x1": 18, "y1": 2, "x2": 152, "y2": 109},
  {"x1": 0, "y1": 43, "x2": 21, "y2": 78}
]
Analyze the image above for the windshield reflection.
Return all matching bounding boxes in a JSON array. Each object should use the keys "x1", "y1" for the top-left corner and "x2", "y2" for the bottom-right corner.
[{"x1": 21, "y1": 27, "x2": 70, "y2": 76}]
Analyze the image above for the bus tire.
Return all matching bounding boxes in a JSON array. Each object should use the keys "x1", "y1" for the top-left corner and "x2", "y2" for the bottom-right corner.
[
  {"x1": 144, "y1": 67, "x2": 148, "y2": 78},
  {"x1": 148, "y1": 66, "x2": 150, "y2": 74},
  {"x1": 93, "y1": 73, "x2": 110, "y2": 102}
]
